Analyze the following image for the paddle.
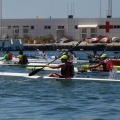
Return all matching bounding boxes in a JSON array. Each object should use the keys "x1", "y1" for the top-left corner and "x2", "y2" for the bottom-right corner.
[
  {"x1": 29, "y1": 41, "x2": 82, "y2": 76},
  {"x1": 80, "y1": 49, "x2": 93, "y2": 56}
]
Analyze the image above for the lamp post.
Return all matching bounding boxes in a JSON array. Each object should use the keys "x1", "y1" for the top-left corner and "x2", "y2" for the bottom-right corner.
[
  {"x1": 0, "y1": 0, "x2": 2, "y2": 38},
  {"x1": 100, "y1": 0, "x2": 101, "y2": 18}
]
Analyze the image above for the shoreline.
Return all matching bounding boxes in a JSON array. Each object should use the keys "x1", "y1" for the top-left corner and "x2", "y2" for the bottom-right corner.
[{"x1": 23, "y1": 41, "x2": 120, "y2": 51}]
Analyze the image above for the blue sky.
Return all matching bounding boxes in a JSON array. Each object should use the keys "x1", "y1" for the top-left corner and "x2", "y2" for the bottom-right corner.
[{"x1": 1, "y1": 0, "x2": 120, "y2": 19}]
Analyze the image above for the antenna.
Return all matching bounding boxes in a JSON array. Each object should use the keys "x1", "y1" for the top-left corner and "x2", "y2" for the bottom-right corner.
[{"x1": 107, "y1": 0, "x2": 112, "y2": 18}]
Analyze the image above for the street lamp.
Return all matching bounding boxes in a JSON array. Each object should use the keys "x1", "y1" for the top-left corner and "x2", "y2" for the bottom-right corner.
[{"x1": 0, "y1": 0, "x2": 2, "y2": 38}]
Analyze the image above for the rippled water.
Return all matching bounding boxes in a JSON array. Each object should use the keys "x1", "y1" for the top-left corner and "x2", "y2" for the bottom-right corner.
[{"x1": 0, "y1": 51, "x2": 120, "y2": 120}]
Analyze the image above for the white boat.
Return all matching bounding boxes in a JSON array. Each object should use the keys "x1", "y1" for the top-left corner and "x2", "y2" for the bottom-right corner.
[
  {"x1": 0, "y1": 72, "x2": 40, "y2": 79},
  {"x1": 39, "y1": 69, "x2": 118, "y2": 80},
  {"x1": 43, "y1": 76, "x2": 120, "y2": 83}
]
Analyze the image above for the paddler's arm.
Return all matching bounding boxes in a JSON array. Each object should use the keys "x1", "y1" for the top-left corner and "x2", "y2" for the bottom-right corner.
[
  {"x1": 0, "y1": 54, "x2": 7, "y2": 60},
  {"x1": 46, "y1": 63, "x2": 64, "y2": 69},
  {"x1": 87, "y1": 64, "x2": 100, "y2": 69}
]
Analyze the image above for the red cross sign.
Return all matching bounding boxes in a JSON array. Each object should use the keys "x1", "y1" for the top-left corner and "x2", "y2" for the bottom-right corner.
[{"x1": 102, "y1": 21, "x2": 113, "y2": 32}]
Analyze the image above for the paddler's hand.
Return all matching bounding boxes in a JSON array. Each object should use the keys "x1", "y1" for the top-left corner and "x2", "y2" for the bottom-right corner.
[
  {"x1": 86, "y1": 66, "x2": 91, "y2": 70},
  {"x1": 46, "y1": 64, "x2": 49, "y2": 67}
]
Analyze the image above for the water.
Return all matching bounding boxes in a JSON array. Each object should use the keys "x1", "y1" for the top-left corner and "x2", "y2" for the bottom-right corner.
[{"x1": 0, "y1": 50, "x2": 120, "y2": 120}]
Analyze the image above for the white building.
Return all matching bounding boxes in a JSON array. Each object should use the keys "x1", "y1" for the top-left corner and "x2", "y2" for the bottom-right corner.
[{"x1": 1, "y1": 17, "x2": 120, "y2": 41}]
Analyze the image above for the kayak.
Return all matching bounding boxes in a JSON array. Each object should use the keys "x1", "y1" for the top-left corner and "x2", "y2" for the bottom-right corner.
[
  {"x1": 81, "y1": 64, "x2": 120, "y2": 70},
  {"x1": 26, "y1": 66, "x2": 78, "y2": 72},
  {"x1": 43, "y1": 76, "x2": 120, "y2": 83},
  {"x1": 0, "y1": 72, "x2": 40, "y2": 79}
]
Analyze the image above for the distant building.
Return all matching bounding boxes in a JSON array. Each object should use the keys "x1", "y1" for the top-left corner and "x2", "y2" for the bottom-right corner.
[{"x1": 1, "y1": 17, "x2": 120, "y2": 42}]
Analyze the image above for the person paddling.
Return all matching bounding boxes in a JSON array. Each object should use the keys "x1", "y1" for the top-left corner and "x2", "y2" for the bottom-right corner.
[
  {"x1": 46, "y1": 55, "x2": 74, "y2": 78},
  {"x1": 15, "y1": 51, "x2": 28, "y2": 64},
  {"x1": 0, "y1": 50, "x2": 13, "y2": 62},
  {"x1": 87, "y1": 54, "x2": 113, "y2": 71}
]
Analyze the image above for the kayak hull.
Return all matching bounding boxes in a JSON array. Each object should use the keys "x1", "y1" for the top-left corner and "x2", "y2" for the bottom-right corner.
[
  {"x1": 43, "y1": 76, "x2": 120, "y2": 83},
  {"x1": 0, "y1": 72, "x2": 40, "y2": 79}
]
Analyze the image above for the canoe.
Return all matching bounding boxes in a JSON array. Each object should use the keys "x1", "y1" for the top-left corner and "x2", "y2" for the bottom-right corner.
[
  {"x1": 43, "y1": 76, "x2": 120, "y2": 83},
  {"x1": 0, "y1": 72, "x2": 40, "y2": 79}
]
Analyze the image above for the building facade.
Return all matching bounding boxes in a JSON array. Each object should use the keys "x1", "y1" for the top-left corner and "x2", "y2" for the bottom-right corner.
[{"x1": 1, "y1": 17, "x2": 120, "y2": 41}]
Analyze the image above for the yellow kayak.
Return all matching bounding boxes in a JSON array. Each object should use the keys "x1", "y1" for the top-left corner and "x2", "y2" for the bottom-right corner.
[{"x1": 81, "y1": 64, "x2": 120, "y2": 70}]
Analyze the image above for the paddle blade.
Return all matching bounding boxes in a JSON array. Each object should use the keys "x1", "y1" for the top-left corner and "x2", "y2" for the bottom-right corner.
[{"x1": 29, "y1": 68, "x2": 42, "y2": 76}]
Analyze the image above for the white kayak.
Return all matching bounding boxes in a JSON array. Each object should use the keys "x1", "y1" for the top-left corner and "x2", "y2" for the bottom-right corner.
[
  {"x1": 0, "y1": 72, "x2": 40, "y2": 79},
  {"x1": 43, "y1": 76, "x2": 120, "y2": 83}
]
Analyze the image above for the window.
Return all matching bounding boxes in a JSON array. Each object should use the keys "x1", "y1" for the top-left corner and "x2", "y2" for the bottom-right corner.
[
  {"x1": 91, "y1": 28, "x2": 96, "y2": 33},
  {"x1": 31, "y1": 26, "x2": 34, "y2": 29},
  {"x1": 8, "y1": 26, "x2": 11, "y2": 29},
  {"x1": 44, "y1": 26, "x2": 51, "y2": 29},
  {"x1": 82, "y1": 34, "x2": 87, "y2": 38},
  {"x1": 14, "y1": 29, "x2": 19, "y2": 34},
  {"x1": 91, "y1": 28, "x2": 97, "y2": 37},
  {"x1": 58, "y1": 26, "x2": 64, "y2": 29},
  {"x1": 75, "y1": 25, "x2": 78, "y2": 29},
  {"x1": 23, "y1": 26, "x2": 29, "y2": 34},
  {"x1": 23, "y1": 29, "x2": 29, "y2": 33},
  {"x1": 82, "y1": 28, "x2": 87, "y2": 33},
  {"x1": 117, "y1": 25, "x2": 120, "y2": 28},
  {"x1": 91, "y1": 34, "x2": 97, "y2": 38},
  {"x1": 99, "y1": 25, "x2": 103, "y2": 29},
  {"x1": 23, "y1": 26, "x2": 29, "y2": 28},
  {"x1": 13, "y1": 26, "x2": 19, "y2": 34}
]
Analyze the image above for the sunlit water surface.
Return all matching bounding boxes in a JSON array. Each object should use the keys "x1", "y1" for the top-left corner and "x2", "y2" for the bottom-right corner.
[{"x1": 0, "y1": 51, "x2": 120, "y2": 120}]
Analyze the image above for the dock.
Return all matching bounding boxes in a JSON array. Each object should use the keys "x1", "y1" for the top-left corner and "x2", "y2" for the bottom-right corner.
[{"x1": 24, "y1": 41, "x2": 120, "y2": 51}]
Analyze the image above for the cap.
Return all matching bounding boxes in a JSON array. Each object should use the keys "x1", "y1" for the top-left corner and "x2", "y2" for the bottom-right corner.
[
  {"x1": 60, "y1": 55, "x2": 68, "y2": 60},
  {"x1": 100, "y1": 54, "x2": 107, "y2": 58}
]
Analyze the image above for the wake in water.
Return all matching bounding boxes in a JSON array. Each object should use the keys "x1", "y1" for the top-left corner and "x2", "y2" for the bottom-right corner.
[{"x1": 108, "y1": 68, "x2": 118, "y2": 79}]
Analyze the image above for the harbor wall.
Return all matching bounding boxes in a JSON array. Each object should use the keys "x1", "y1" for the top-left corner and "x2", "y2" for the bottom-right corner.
[{"x1": 23, "y1": 42, "x2": 120, "y2": 51}]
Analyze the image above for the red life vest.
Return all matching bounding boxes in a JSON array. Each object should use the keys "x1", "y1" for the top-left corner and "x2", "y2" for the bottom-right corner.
[
  {"x1": 103, "y1": 59, "x2": 113, "y2": 71},
  {"x1": 8, "y1": 53, "x2": 12, "y2": 60},
  {"x1": 61, "y1": 62, "x2": 74, "y2": 78},
  {"x1": 106, "y1": 59, "x2": 113, "y2": 70}
]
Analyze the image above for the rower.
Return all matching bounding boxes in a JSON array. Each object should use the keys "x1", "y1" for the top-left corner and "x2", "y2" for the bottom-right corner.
[
  {"x1": 46, "y1": 55, "x2": 74, "y2": 78},
  {"x1": 87, "y1": 54, "x2": 113, "y2": 71}
]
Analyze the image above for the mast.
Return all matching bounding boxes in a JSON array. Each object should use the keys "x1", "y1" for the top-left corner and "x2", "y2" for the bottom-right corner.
[{"x1": 100, "y1": 0, "x2": 101, "y2": 18}]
